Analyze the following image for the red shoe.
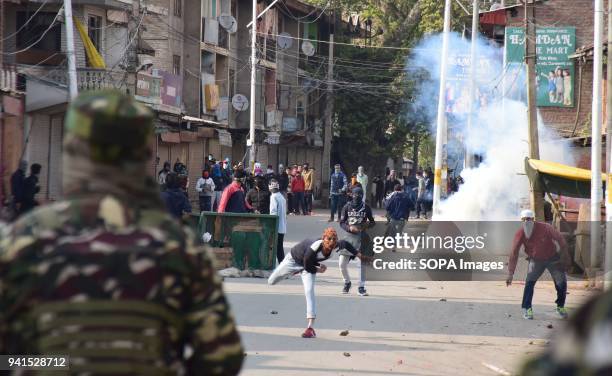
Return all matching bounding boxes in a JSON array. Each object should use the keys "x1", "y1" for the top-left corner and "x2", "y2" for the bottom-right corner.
[{"x1": 301, "y1": 327, "x2": 316, "y2": 338}]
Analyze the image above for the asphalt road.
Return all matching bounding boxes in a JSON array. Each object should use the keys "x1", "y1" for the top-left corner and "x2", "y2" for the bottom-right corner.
[{"x1": 223, "y1": 209, "x2": 594, "y2": 376}]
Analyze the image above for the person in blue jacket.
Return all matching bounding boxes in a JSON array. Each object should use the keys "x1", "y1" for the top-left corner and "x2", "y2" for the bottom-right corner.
[{"x1": 329, "y1": 164, "x2": 348, "y2": 222}]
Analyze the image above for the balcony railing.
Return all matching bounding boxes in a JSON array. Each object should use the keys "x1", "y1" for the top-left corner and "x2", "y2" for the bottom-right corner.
[
  {"x1": 19, "y1": 66, "x2": 129, "y2": 93},
  {"x1": 1, "y1": 65, "x2": 21, "y2": 93}
]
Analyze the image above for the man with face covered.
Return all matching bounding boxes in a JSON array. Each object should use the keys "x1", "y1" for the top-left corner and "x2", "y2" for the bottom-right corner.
[
  {"x1": 218, "y1": 170, "x2": 248, "y2": 213},
  {"x1": 268, "y1": 228, "x2": 366, "y2": 338},
  {"x1": 246, "y1": 175, "x2": 271, "y2": 214},
  {"x1": 0, "y1": 91, "x2": 243, "y2": 375},
  {"x1": 339, "y1": 186, "x2": 375, "y2": 296},
  {"x1": 507, "y1": 209, "x2": 571, "y2": 320}
]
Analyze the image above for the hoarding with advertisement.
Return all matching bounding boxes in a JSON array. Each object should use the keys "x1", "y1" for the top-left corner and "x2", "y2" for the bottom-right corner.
[{"x1": 505, "y1": 27, "x2": 576, "y2": 107}]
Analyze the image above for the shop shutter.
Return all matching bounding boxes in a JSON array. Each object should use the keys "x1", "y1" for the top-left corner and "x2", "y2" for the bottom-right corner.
[
  {"x1": 208, "y1": 137, "x2": 221, "y2": 161},
  {"x1": 188, "y1": 140, "x2": 205, "y2": 202},
  {"x1": 27, "y1": 114, "x2": 50, "y2": 200},
  {"x1": 47, "y1": 114, "x2": 63, "y2": 201}
]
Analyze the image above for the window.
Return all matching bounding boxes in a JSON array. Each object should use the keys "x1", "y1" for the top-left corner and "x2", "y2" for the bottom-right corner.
[
  {"x1": 203, "y1": 0, "x2": 218, "y2": 19},
  {"x1": 174, "y1": 0, "x2": 182, "y2": 17},
  {"x1": 173, "y1": 55, "x2": 181, "y2": 75},
  {"x1": 87, "y1": 15, "x2": 102, "y2": 53},
  {"x1": 16, "y1": 11, "x2": 61, "y2": 52}
]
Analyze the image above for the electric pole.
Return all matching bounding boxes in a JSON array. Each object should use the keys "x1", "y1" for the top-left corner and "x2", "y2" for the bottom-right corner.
[
  {"x1": 465, "y1": 0, "x2": 479, "y2": 169},
  {"x1": 592, "y1": 0, "x2": 604, "y2": 273},
  {"x1": 63, "y1": 0, "x2": 78, "y2": 99},
  {"x1": 248, "y1": 0, "x2": 258, "y2": 169},
  {"x1": 432, "y1": 0, "x2": 452, "y2": 217},
  {"x1": 322, "y1": 14, "x2": 334, "y2": 206},
  {"x1": 524, "y1": 0, "x2": 544, "y2": 220},
  {"x1": 606, "y1": 0, "x2": 612, "y2": 290}
]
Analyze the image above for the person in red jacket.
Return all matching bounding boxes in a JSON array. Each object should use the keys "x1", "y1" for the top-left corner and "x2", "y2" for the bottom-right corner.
[
  {"x1": 506, "y1": 209, "x2": 571, "y2": 320},
  {"x1": 291, "y1": 172, "x2": 307, "y2": 215},
  {"x1": 217, "y1": 170, "x2": 247, "y2": 213}
]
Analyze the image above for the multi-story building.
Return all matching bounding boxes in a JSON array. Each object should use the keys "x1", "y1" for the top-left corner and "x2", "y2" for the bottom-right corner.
[
  {"x1": 2, "y1": 0, "x2": 142, "y2": 201},
  {"x1": 184, "y1": 0, "x2": 331, "y2": 195},
  {"x1": 0, "y1": 0, "x2": 332, "y2": 204}
]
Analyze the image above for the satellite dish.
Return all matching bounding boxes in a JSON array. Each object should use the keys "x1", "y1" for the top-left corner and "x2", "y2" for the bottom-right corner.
[
  {"x1": 301, "y1": 41, "x2": 315, "y2": 56},
  {"x1": 218, "y1": 14, "x2": 237, "y2": 33},
  {"x1": 277, "y1": 32, "x2": 293, "y2": 50},
  {"x1": 232, "y1": 94, "x2": 249, "y2": 111}
]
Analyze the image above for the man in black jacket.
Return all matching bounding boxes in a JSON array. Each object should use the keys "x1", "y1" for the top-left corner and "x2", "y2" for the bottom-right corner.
[
  {"x1": 10, "y1": 160, "x2": 27, "y2": 218},
  {"x1": 20, "y1": 163, "x2": 42, "y2": 215},
  {"x1": 268, "y1": 228, "x2": 367, "y2": 338},
  {"x1": 339, "y1": 187, "x2": 375, "y2": 296},
  {"x1": 160, "y1": 172, "x2": 192, "y2": 220},
  {"x1": 246, "y1": 176, "x2": 271, "y2": 214},
  {"x1": 277, "y1": 165, "x2": 290, "y2": 213}
]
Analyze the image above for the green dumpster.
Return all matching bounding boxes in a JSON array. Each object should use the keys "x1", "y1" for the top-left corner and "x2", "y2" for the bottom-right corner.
[{"x1": 195, "y1": 212, "x2": 278, "y2": 271}]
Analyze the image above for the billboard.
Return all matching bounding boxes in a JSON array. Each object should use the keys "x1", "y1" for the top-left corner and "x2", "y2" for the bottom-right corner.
[{"x1": 505, "y1": 27, "x2": 576, "y2": 107}]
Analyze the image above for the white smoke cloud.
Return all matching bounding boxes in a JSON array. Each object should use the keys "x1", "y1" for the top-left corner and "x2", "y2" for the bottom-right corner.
[{"x1": 407, "y1": 33, "x2": 576, "y2": 221}]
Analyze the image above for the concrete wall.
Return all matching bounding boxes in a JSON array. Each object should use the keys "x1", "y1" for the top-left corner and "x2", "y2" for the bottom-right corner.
[
  {"x1": 183, "y1": 0, "x2": 202, "y2": 116},
  {"x1": 139, "y1": 0, "x2": 184, "y2": 73}
]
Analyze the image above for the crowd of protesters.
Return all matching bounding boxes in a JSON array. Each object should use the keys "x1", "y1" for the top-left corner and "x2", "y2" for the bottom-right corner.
[
  {"x1": 156, "y1": 156, "x2": 317, "y2": 218},
  {"x1": 329, "y1": 165, "x2": 437, "y2": 222}
]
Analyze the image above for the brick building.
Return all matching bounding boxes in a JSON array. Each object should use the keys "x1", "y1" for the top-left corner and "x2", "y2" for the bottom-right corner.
[{"x1": 479, "y1": 0, "x2": 608, "y2": 169}]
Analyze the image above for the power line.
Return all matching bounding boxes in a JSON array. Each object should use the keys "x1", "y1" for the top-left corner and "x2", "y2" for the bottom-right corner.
[
  {"x1": 2, "y1": 6, "x2": 63, "y2": 55},
  {"x1": 256, "y1": 31, "x2": 416, "y2": 51},
  {"x1": 1, "y1": 0, "x2": 51, "y2": 42},
  {"x1": 108, "y1": 8, "x2": 146, "y2": 71},
  {"x1": 277, "y1": 0, "x2": 330, "y2": 24}
]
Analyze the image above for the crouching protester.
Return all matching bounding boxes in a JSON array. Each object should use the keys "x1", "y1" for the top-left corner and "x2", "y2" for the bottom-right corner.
[
  {"x1": 268, "y1": 228, "x2": 368, "y2": 338},
  {"x1": 506, "y1": 209, "x2": 571, "y2": 320}
]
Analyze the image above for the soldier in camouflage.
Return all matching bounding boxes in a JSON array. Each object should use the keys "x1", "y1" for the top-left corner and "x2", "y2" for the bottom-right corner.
[
  {"x1": 521, "y1": 289, "x2": 612, "y2": 375},
  {"x1": 0, "y1": 91, "x2": 243, "y2": 375}
]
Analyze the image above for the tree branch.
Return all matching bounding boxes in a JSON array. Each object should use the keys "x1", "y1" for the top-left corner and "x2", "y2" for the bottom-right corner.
[{"x1": 384, "y1": 0, "x2": 423, "y2": 46}]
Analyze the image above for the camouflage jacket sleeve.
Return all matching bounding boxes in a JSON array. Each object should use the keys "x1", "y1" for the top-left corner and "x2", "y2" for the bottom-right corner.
[
  {"x1": 184, "y1": 236, "x2": 244, "y2": 375},
  {"x1": 521, "y1": 290, "x2": 612, "y2": 376}
]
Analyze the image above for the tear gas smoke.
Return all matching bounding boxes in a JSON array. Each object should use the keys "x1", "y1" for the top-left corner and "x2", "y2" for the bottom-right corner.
[{"x1": 407, "y1": 33, "x2": 575, "y2": 220}]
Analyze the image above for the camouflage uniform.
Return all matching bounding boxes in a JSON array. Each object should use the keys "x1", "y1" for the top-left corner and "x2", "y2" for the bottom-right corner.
[
  {"x1": 0, "y1": 91, "x2": 243, "y2": 375},
  {"x1": 521, "y1": 290, "x2": 612, "y2": 376}
]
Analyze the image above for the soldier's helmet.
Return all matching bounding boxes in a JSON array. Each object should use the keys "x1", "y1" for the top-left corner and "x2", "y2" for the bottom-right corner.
[{"x1": 64, "y1": 90, "x2": 154, "y2": 165}]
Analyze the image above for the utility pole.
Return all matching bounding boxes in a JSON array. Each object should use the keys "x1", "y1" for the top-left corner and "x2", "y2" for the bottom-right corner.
[
  {"x1": 248, "y1": 0, "x2": 258, "y2": 169},
  {"x1": 63, "y1": 0, "x2": 78, "y2": 99},
  {"x1": 465, "y1": 0, "x2": 479, "y2": 169},
  {"x1": 592, "y1": 0, "x2": 604, "y2": 274},
  {"x1": 322, "y1": 15, "x2": 334, "y2": 206},
  {"x1": 432, "y1": 0, "x2": 452, "y2": 217},
  {"x1": 524, "y1": 0, "x2": 544, "y2": 220},
  {"x1": 245, "y1": 0, "x2": 280, "y2": 169},
  {"x1": 606, "y1": 0, "x2": 612, "y2": 290}
]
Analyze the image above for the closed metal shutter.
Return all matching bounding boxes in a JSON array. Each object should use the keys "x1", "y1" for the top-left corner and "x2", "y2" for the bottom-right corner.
[
  {"x1": 47, "y1": 114, "x2": 64, "y2": 201},
  {"x1": 208, "y1": 138, "x2": 221, "y2": 161},
  {"x1": 26, "y1": 114, "x2": 50, "y2": 200}
]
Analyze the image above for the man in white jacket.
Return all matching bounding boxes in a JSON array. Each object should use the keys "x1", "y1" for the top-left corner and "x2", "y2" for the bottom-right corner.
[
  {"x1": 196, "y1": 169, "x2": 215, "y2": 212},
  {"x1": 269, "y1": 179, "x2": 287, "y2": 264}
]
